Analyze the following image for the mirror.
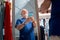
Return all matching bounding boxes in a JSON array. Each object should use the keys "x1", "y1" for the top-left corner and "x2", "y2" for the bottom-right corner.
[{"x1": 15, "y1": 0, "x2": 39, "y2": 40}]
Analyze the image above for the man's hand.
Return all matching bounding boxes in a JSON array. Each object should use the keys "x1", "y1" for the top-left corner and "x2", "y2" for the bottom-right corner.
[
  {"x1": 25, "y1": 16, "x2": 35, "y2": 24},
  {"x1": 30, "y1": 16, "x2": 37, "y2": 28},
  {"x1": 25, "y1": 17, "x2": 31, "y2": 24},
  {"x1": 30, "y1": 16, "x2": 35, "y2": 22},
  {"x1": 25, "y1": 16, "x2": 37, "y2": 28}
]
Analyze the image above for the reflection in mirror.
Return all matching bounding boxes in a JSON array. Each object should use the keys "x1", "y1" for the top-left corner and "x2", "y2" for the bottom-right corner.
[{"x1": 15, "y1": 0, "x2": 38, "y2": 40}]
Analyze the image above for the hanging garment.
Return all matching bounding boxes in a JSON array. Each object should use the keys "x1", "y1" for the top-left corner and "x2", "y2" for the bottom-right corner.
[
  {"x1": 4, "y1": 1, "x2": 13, "y2": 40},
  {"x1": 0, "y1": 2, "x2": 4, "y2": 40}
]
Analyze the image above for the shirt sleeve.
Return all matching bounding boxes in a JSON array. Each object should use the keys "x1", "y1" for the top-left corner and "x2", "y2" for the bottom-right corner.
[{"x1": 15, "y1": 19, "x2": 22, "y2": 28}]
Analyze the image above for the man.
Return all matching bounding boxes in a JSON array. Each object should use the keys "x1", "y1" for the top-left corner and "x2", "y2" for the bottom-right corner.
[
  {"x1": 40, "y1": 0, "x2": 60, "y2": 40},
  {"x1": 15, "y1": 9, "x2": 36, "y2": 40}
]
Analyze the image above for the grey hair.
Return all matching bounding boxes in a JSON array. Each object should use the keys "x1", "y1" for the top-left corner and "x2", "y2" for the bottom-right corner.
[{"x1": 21, "y1": 9, "x2": 28, "y2": 14}]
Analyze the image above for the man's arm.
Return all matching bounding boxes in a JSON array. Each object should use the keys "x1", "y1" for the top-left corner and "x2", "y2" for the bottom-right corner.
[
  {"x1": 40, "y1": 0, "x2": 51, "y2": 13},
  {"x1": 16, "y1": 22, "x2": 25, "y2": 30},
  {"x1": 16, "y1": 18, "x2": 31, "y2": 30}
]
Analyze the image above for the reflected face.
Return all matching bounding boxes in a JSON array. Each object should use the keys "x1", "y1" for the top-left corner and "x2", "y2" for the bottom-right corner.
[{"x1": 21, "y1": 9, "x2": 28, "y2": 18}]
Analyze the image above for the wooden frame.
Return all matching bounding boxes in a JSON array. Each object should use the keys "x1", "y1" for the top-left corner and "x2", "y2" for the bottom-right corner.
[
  {"x1": 35, "y1": 0, "x2": 41, "y2": 40},
  {"x1": 12, "y1": 0, "x2": 15, "y2": 40}
]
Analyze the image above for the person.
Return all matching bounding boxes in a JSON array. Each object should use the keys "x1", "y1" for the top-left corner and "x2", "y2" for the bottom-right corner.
[
  {"x1": 15, "y1": 9, "x2": 37, "y2": 40},
  {"x1": 40, "y1": 0, "x2": 60, "y2": 40}
]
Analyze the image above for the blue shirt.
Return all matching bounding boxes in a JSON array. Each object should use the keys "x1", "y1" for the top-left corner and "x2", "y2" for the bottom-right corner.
[
  {"x1": 49, "y1": 0, "x2": 60, "y2": 36},
  {"x1": 16, "y1": 18, "x2": 35, "y2": 40}
]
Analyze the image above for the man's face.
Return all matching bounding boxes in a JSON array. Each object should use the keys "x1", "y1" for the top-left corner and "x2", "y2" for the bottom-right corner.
[{"x1": 21, "y1": 10, "x2": 28, "y2": 18}]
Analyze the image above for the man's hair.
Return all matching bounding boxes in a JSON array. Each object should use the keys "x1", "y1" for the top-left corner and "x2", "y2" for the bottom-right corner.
[{"x1": 21, "y1": 9, "x2": 28, "y2": 14}]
